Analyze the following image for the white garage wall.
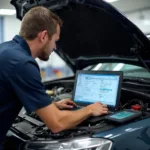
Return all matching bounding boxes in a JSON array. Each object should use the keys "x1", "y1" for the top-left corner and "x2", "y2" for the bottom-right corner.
[
  {"x1": 126, "y1": 9, "x2": 150, "y2": 34},
  {"x1": 0, "y1": 17, "x2": 4, "y2": 43},
  {"x1": 3, "y1": 15, "x2": 21, "y2": 42}
]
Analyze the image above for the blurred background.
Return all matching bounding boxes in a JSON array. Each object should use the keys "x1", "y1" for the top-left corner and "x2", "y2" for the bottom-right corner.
[{"x1": 0, "y1": 0, "x2": 150, "y2": 81}]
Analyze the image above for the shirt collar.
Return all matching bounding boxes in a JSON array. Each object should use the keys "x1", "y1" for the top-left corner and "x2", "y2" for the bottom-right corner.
[{"x1": 13, "y1": 35, "x2": 32, "y2": 56}]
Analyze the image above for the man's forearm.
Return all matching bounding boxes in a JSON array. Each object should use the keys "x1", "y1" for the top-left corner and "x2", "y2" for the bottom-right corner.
[
  {"x1": 36, "y1": 103, "x2": 92, "y2": 133},
  {"x1": 56, "y1": 107, "x2": 92, "y2": 132},
  {"x1": 36, "y1": 102, "x2": 106, "y2": 133}
]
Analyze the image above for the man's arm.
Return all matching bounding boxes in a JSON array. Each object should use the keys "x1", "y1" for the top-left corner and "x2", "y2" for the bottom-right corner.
[
  {"x1": 36, "y1": 102, "x2": 107, "y2": 133},
  {"x1": 10, "y1": 61, "x2": 107, "y2": 132}
]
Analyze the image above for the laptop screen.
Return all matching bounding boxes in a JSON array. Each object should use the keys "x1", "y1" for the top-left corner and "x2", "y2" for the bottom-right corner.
[{"x1": 74, "y1": 73, "x2": 121, "y2": 107}]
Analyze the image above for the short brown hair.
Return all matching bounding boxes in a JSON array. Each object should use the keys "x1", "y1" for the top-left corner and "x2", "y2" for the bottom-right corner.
[{"x1": 19, "y1": 6, "x2": 63, "y2": 40}]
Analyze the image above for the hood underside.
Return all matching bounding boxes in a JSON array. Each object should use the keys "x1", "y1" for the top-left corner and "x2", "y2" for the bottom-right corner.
[{"x1": 11, "y1": 0, "x2": 150, "y2": 70}]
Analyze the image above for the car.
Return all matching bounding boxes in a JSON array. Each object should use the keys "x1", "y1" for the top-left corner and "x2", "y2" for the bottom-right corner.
[{"x1": 6, "y1": 0, "x2": 150, "y2": 150}]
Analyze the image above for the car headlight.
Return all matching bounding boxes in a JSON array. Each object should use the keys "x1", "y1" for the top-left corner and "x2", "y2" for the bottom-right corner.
[{"x1": 25, "y1": 137, "x2": 112, "y2": 150}]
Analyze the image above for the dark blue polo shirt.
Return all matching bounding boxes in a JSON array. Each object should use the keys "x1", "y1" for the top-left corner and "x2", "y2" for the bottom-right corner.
[{"x1": 0, "y1": 35, "x2": 52, "y2": 147}]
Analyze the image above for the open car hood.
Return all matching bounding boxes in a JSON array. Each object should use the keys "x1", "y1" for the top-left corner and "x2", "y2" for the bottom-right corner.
[{"x1": 11, "y1": 0, "x2": 150, "y2": 71}]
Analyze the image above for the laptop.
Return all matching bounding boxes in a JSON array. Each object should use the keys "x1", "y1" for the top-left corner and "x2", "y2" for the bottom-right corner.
[{"x1": 72, "y1": 70, "x2": 123, "y2": 122}]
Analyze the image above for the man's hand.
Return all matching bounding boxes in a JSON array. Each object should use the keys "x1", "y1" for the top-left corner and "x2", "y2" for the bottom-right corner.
[
  {"x1": 55, "y1": 99, "x2": 77, "y2": 109},
  {"x1": 87, "y1": 102, "x2": 108, "y2": 116}
]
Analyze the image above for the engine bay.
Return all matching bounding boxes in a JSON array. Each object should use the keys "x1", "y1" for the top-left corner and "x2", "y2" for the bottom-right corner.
[{"x1": 9, "y1": 78, "x2": 150, "y2": 146}]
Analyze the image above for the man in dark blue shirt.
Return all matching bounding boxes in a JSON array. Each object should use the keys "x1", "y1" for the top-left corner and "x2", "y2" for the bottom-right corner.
[{"x1": 0, "y1": 6, "x2": 108, "y2": 149}]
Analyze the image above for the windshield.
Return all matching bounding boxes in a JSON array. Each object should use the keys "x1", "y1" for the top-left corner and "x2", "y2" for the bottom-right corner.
[
  {"x1": 89, "y1": 63, "x2": 150, "y2": 79},
  {"x1": 37, "y1": 53, "x2": 150, "y2": 82}
]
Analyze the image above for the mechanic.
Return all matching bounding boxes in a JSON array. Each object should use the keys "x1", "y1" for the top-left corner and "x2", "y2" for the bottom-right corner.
[{"x1": 0, "y1": 6, "x2": 108, "y2": 149}]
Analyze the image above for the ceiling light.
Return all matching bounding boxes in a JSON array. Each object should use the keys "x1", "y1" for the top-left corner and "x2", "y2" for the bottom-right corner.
[
  {"x1": 143, "y1": 20, "x2": 150, "y2": 26},
  {"x1": 104, "y1": 0, "x2": 119, "y2": 3},
  {"x1": 0, "y1": 9, "x2": 16, "y2": 15},
  {"x1": 147, "y1": 35, "x2": 150, "y2": 38}
]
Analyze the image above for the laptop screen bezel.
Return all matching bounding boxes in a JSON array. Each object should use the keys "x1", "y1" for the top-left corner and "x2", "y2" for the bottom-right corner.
[{"x1": 72, "y1": 70, "x2": 123, "y2": 112}]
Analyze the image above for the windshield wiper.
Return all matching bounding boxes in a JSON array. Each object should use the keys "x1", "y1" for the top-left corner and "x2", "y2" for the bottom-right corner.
[{"x1": 123, "y1": 77, "x2": 150, "y2": 84}]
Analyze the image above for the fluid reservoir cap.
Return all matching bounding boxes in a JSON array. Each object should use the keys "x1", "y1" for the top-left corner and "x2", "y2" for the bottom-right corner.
[{"x1": 131, "y1": 104, "x2": 142, "y2": 111}]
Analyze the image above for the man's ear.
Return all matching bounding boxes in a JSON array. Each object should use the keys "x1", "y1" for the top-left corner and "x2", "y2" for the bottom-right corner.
[{"x1": 38, "y1": 30, "x2": 48, "y2": 43}]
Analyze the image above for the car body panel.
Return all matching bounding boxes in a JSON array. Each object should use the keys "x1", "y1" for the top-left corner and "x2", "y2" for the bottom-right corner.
[{"x1": 93, "y1": 118, "x2": 150, "y2": 150}]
